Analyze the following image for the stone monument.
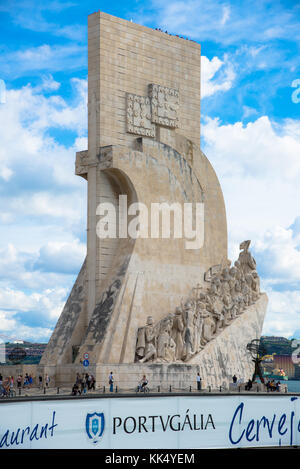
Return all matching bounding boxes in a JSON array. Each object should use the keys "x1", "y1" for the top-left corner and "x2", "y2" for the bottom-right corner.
[{"x1": 40, "y1": 11, "x2": 267, "y2": 390}]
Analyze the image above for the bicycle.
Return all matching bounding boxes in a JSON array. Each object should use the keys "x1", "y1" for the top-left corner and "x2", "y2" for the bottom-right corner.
[
  {"x1": 0, "y1": 385, "x2": 15, "y2": 398},
  {"x1": 8, "y1": 388, "x2": 16, "y2": 398},
  {"x1": 136, "y1": 385, "x2": 150, "y2": 393}
]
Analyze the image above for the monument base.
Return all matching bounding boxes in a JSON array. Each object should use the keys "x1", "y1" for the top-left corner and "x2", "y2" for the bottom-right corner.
[{"x1": 0, "y1": 294, "x2": 267, "y2": 391}]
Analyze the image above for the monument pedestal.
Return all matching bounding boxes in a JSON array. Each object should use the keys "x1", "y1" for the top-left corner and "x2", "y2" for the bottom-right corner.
[{"x1": 47, "y1": 294, "x2": 267, "y2": 391}]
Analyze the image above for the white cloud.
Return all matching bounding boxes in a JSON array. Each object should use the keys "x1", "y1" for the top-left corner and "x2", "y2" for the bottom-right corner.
[
  {"x1": 0, "y1": 309, "x2": 54, "y2": 342},
  {"x1": 0, "y1": 287, "x2": 66, "y2": 319},
  {"x1": 201, "y1": 55, "x2": 235, "y2": 98},
  {"x1": 0, "y1": 1, "x2": 85, "y2": 42},
  {"x1": 220, "y1": 5, "x2": 230, "y2": 26},
  {"x1": 0, "y1": 240, "x2": 85, "y2": 290},
  {"x1": 0, "y1": 79, "x2": 87, "y2": 342},
  {"x1": 33, "y1": 240, "x2": 86, "y2": 274},
  {"x1": 0, "y1": 166, "x2": 13, "y2": 182},
  {"x1": 0, "y1": 44, "x2": 86, "y2": 78},
  {"x1": 36, "y1": 74, "x2": 61, "y2": 92},
  {"x1": 0, "y1": 78, "x2": 87, "y2": 189},
  {"x1": 262, "y1": 289, "x2": 300, "y2": 338},
  {"x1": 0, "y1": 286, "x2": 67, "y2": 342},
  {"x1": 9, "y1": 192, "x2": 81, "y2": 221},
  {"x1": 0, "y1": 78, "x2": 87, "y2": 262},
  {"x1": 255, "y1": 225, "x2": 300, "y2": 284},
  {"x1": 202, "y1": 116, "x2": 300, "y2": 242},
  {"x1": 202, "y1": 115, "x2": 300, "y2": 338},
  {"x1": 0, "y1": 311, "x2": 18, "y2": 333}
]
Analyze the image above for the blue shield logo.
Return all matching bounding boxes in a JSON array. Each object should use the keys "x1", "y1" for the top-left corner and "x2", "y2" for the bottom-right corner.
[{"x1": 85, "y1": 412, "x2": 105, "y2": 444}]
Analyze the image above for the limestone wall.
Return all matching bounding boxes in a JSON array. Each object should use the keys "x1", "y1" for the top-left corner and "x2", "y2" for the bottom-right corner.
[
  {"x1": 88, "y1": 11, "x2": 201, "y2": 151},
  {"x1": 51, "y1": 293, "x2": 267, "y2": 390},
  {"x1": 189, "y1": 293, "x2": 268, "y2": 388},
  {"x1": 73, "y1": 139, "x2": 227, "y2": 366}
]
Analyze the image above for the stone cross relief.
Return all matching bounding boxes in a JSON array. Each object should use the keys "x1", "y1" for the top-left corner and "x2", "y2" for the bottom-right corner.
[{"x1": 126, "y1": 84, "x2": 179, "y2": 138}]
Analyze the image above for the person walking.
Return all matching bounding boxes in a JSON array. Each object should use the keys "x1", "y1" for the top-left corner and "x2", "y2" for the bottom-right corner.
[
  {"x1": 45, "y1": 374, "x2": 50, "y2": 388},
  {"x1": 109, "y1": 372, "x2": 114, "y2": 392},
  {"x1": 76, "y1": 373, "x2": 81, "y2": 386},
  {"x1": 9, "y1": 376, "x2": 14, "y2": 394},
  {"x1": 245, "y1": 379, "x2": 252, "y2": 391},
  {"x1": 87, "y1": 373, "x2": 92, "y2": 390},
  {"x1": 80, "y1": 374, "x2": 85, "y2": 394},
  {"x1": 38, "y1": 375, "x2": 43, "y2": 389},
  {"x1": 23, "y1": 374, "x2": 29, "y2": 388},
  {"x1": 90, "y1": 375, "x2": 96, "y2": 391},
  {"x1": 82, "y1": 376, "x2": 88, "y2": 394},
  {"x1": 17, "y1": 375, "x2": 22, "y2": 389},
  {"x1": 196, "y1": 373, "x2": 202, "y2": 391}
]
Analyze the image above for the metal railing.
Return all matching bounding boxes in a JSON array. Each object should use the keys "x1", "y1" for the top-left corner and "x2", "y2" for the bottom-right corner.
[{"x1": 0, "y1": 382, "x2": 291, "y2": 398}]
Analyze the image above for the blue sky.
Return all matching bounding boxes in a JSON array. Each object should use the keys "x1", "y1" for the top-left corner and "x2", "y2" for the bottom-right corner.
[{"x1": 0, "y1": 0, "x2": 299, "y2": 342}]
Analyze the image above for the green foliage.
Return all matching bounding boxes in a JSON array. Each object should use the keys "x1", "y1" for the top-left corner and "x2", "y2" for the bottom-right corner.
[{"x1": 260, "y1": 336, "x2": 294, "y2": 356}]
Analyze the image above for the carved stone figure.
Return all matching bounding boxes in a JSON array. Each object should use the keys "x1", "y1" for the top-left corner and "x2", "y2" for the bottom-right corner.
[
  {"x1": 238, "y1": 240, "x2": 257, "y2": 275},
  {"x1": 201, "y1": 309, "x2": 215, "y2": 345},
  {"x1": 229, "y1": 267, "x2": 237, "y2": 295},
  {"x1": 165, "y1": 335, "x2": 176, "y2": 362},
  {"x1": 193, "y1": 308, "x2": 203, "y2": 353},
  {"x1": 157, "y1": 316, "x2": 174, "y2": 362},
  {"x1": 183, "y1": 301, "x2": 195, "y2": 361},
  {"x1": 245, "y1": 273, "x2": 256, "y2": 304},
  {"x1": 172, "y1": 307, "x2": 185, "y2": 360},
  {"x1": 138, "y1": 316, "x2": 157, "y2": 363},
  {"x1": 222, "y1": 293, "x2": 232, "y2": 326},
  {"x1": 251, "y1": 271, "x2": 260, "y2": 302}
]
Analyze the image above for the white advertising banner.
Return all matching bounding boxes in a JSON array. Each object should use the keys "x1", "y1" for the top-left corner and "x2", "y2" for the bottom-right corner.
[{"x1": 0, "y1": 395, "x2": 299, "y2": 449}]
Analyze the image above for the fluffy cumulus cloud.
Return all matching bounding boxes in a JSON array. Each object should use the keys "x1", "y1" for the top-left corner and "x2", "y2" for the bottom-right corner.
[
  {"x1": 0, "y1": 76, "x2": 87, "y2": 342},
  {"x1": 202, "y1": 116, "x2": 300, "y2": 338},
  {"x1": 0, "y1": 77, "x2": 87, "y2": 183},
  {"x1": 0, "y1": 284, "x2": 67, "y2": 343},
  {"x1": 262, "y1": 290, "x2": 300, "y2": 339},
  {"x1": 201, "y1": 55, "x2": 236, "y2": 98},
  {"x1": 0, "y1": 309, "x2": 54, "y2": 343},
  {"x1": 0, "y1": 1, "x2": 86, "y2": 42}
]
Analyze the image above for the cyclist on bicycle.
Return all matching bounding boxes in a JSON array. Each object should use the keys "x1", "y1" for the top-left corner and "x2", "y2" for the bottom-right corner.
[
  {"x1": 137, "y1": 375, "x2": 148, "y2": 392},
  {"x1": 0, "y1": 378, "x2": 9, "y2": 397},
  {"x1": 0, "y1": 383, "x2": 6, "y2": 397}
]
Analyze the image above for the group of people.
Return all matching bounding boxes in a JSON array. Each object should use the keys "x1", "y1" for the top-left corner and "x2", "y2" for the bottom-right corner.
[
  {"x1": 18, "y1": 373, "x2": 33, "y2": 388},
  {"x1": 72, "y1": 373, "x2": 96, "y2": 396},
  {"x1": 232, "y1": 374, "x2": 283, "y2": 392},
  {"x1": 266, "y1": 379, "x2": 281, "y2": 392},
  {"x1": 15, "y1": 373, "x2": 50, "y2": 389},
  {"x1": 0, "y1": 374, "x2": 14, "y2": 396},
  {"x1": 0, "y1": 373, "x2": 51, "y2": 394},
  {"x1": 154, "y1": 27, "x2": 197, "y2": 43}
]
